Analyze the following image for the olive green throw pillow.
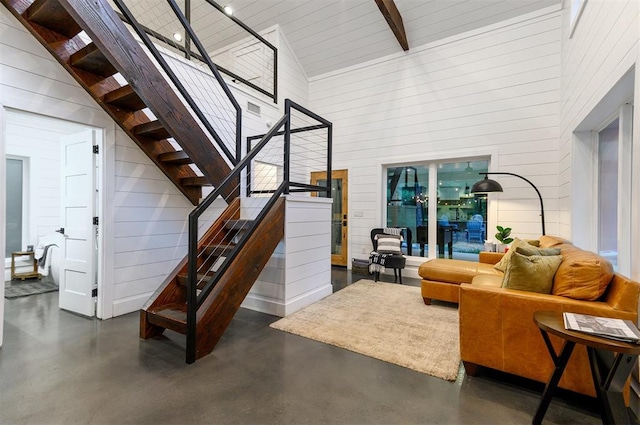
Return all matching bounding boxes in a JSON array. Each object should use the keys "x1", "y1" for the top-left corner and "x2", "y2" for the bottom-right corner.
[
  {"x1": 515, "y1": 246, "x2": 561, "y2": 257},
  {"x1": 493, "y1": 238, "x2": 530, "y2": 272},
  {"x1": 501, "y1": 252, "x2": 562, "y2": 294}
]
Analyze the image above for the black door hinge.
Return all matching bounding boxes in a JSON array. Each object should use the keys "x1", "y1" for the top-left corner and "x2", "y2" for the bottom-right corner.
[
  {"x1": 93, "y1": 217, "x2": 99, "y2": 225},
  {"x1": 93, "y1": 145, "x2": 99, "y2": 154},
  {"x1": 92, "y1": 288, "x2": 98, "y2": 297}
]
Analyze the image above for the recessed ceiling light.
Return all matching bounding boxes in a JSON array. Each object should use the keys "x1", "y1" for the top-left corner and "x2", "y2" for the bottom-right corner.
[
  {"x1": 173, "y1": 32, "x2": 183, "y2": 42},
  {"x1": 224, "y1": 5, "x2": 233, "y2": 15}
]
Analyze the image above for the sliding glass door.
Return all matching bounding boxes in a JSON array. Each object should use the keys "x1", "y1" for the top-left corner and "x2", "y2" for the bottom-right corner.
[{"x1": 386, "y1": 159, "x2": 489, "y2": 260}]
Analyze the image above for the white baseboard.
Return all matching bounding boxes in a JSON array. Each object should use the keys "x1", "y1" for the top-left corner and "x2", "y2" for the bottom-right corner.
[
  {"x1": 241, "y1": 283, "x2": 333, "y2": 317},
  {"x1": 112, "y1": 293, "x2": 150, "y2": 317}
]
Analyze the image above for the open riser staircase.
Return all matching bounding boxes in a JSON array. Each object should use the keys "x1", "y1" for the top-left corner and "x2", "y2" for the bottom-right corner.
[
  {"x1": 140, "y1": 196, "x2": 286, "y2": 360},
  {"x1": 3, "y1": 0, "x2": 237, "y2": 205},
  {"x1": 3, "y1": 0, "x2": 332, "y2": 364}
]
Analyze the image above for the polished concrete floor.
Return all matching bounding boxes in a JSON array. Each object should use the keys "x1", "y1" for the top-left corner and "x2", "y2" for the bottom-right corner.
[{"x1": 0, "y1": 268, "x2": 609, "y2": 424}]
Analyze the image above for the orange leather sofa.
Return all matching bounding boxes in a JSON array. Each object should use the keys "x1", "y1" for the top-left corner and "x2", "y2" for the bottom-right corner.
[{"x1": 418, "y1": 235, "x2": 640, "y2": 396}]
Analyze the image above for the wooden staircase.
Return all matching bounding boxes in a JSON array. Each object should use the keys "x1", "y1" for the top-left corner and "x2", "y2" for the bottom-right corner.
[
  {"x1": 2, "y1": 0, "x2": 236, "y2": 205},
  {"x1": 3, "y1": 0, "x2": 287, "y2": 362},
  {"x1": 140, "y1": 197, "x2": 285, "y2": 361}
]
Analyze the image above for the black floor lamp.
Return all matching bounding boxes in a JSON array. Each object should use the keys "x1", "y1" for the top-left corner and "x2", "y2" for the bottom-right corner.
[{"x1": 470, "y1": 172, "x2": 546, "y2": 236}]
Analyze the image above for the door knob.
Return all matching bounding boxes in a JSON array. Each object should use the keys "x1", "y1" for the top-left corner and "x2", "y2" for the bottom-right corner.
[{"x1": 55, "y1": 227, "x2": 65, "y2": 234}]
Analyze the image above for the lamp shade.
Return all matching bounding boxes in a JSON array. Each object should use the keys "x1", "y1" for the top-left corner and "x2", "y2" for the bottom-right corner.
[{"x1": 471, "y1": 177, "x2": 503, "y2": 194}]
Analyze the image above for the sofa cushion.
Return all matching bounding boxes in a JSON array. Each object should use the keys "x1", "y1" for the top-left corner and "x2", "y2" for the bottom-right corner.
[
  {"x1": 501, "y1": 252, "x2": 562, "y2": 294},
  {"x1": 419, "y1": 259, "x2": 502, "y2": 284},
  {"x1": 539, "y1": 235, "x2": 570, "y2": 248},
  {"x1": 471, "y1": 274, "x2": 502, "y2": 287},
  {"x1": 494, "y1": 238, "x2": 531, "y2": 272},
  {"x1": 552, "y1": 249, "x2": 614, "y2": 300}
]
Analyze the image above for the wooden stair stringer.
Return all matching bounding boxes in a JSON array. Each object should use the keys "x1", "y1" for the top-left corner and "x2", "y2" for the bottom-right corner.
[
  {"x1": 59, "y1": 0, "x2": 237, "y2": 200},
  {"x1": 2, "y1": 0, "x2": 239, "y2": 204},
  {"x1": 139, "y1": 197, "x2": 240, "y2": 339},
  {"x1": 193, "y1": 197, "x2": 285, "y2": 360}
]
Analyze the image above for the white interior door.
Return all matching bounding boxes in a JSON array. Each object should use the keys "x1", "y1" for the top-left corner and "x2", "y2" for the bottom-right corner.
[{"x1": 58, "y1": 130, "x2": 96, "y2": 317}]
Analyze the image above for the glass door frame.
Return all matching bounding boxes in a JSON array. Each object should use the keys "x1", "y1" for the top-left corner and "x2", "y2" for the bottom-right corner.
[{"x1": 311, "y1": 169, "x2": 348, "y2": 266}]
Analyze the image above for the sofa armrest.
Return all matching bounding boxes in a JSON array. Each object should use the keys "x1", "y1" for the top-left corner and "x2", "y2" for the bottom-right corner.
[
  {"x1": 459, "y1": 283, "x2": 636, "y2": 395},
  {"x1": 478, "y1": 251, "x2": 504, "y2": 265}
]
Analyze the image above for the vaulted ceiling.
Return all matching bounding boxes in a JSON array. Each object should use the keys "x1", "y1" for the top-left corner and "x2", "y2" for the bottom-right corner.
[
  {"x1": 212, "y1": 0, "x2": 561, "y2": 77},
  {"x1": 120, "y1": 0, "x2": 560, "y2": 78}
]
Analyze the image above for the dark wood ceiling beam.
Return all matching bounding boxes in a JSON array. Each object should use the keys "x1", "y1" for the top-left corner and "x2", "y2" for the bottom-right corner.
[{"x1": 374, "y1": 0, "x2": 409, "y2": 51}]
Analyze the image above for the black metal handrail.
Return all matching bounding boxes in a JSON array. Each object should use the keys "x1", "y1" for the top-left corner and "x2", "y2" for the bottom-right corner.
[
  {"x1": 247, "y1": 99, "x2": 333, "y2": 198},
  {"x1": 113, "y1": 0, "x2": 241, "y2": 164},
  {"x1": 114, "y1": 0, "x2": 277, "y2": 103},
  {"x1": 203, "y1": 0, "x2": 278, "y2": 103},
  {"x1": 185, "y1": 99, "x2": 332, "y2": 363}
]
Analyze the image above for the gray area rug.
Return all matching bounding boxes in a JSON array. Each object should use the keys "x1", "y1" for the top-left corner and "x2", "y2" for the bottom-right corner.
[
  {"x1": 5, "y1": 279, "x2": 58, "y2": 299},
  {"x1": 270, "y1": 279, "x2": 460, "y2": 381}
]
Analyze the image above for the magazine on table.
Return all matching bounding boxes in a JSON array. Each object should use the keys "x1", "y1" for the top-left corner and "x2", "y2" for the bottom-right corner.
[{"x1": 563, "y1": 312, "x2": 640, "y2": 344}]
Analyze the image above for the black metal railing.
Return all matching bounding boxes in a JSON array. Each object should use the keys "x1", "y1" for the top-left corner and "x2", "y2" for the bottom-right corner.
[
  {"x1": 246, "y1": 100, "x2": 333, "y2": 198},
  {"x1": 112, "y1": 0, "x2": 277, "y2": 103},
  {"x1": 113, "y1": 0, "x2": 242, "y2": 164},
  {"x1": 185, "y1": 99, "x2": 331, "y2": 363}
]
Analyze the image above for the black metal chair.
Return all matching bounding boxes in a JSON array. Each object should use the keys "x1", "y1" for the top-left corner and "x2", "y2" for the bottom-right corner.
[
  {"x1": 370, "y1": 228, "x2": 411, "y2": 283},
  {"x1": 417, "y1": 225, "x2": 454, "y2": 258}
]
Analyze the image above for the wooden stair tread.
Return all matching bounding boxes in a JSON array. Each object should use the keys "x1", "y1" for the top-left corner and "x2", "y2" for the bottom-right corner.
[
  {"x1": 133, "y1": 120, "x2": 171, "y2": 140},
  {"x1": 70, "y1": 43, "x2": 118, "y2": 78},
  {"x1": 158, "y1": 151, "x2": 192, "y2": 165},
  {"x1": 103, "y1": 85, "x2": 146, "y2": 111},
  {"x1": 182, "y1": 177, "x2": 211, "y2": 187},
  {"x1": 224, "y1": 219, "x2": 253, "y2": 230},
  {"x1": 203, "y1": 244, "x2": 236, "y2": 257},
  {"x1": 147, "y1": 303, "x2": 187, "y2": 334},
  {"x1": 176, "y1": 272, "x2": 217, "y2": 289},
  {"x1": 26, "y1": 0, "x2": 83, "y2": 38}
]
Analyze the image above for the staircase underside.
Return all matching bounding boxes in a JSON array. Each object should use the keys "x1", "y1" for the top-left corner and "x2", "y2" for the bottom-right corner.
[{"x1": 3, "y1": 0, "x2": 237, "y2": 205}]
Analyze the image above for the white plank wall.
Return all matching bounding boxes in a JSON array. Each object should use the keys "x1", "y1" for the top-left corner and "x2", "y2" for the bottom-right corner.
[
  {"x1": 242, "y1": 196, "x2": 332, "y2": 317},
  {"x1": 110, "y1": 129, "x2": 194, "y2": 316},
  {"x1": 557, "y1": 0, "x2": 639, "y2": 239},
  {"x1": 274, "y1": 25, "x2": 309, "y2": 106},
  {"x1": 308, "y1": 6, "x2": 562, "y2": 274}
]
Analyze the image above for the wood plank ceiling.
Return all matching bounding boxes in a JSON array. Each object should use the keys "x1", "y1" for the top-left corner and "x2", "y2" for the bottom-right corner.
[{"x1": 114, "y1": 0, "x2": 560, "y2": 78}]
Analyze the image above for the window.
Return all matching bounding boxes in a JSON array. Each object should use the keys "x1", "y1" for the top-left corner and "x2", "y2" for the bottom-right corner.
[
  {"x1": 386, "y1": 159, "x2": 489, "y2": 259},
  {"x1": 252, "y1": 161, "x2": 282, "y2": 197},
  {"x1": 5, "y1": 158, "x2": 24, "y2": 257},
  {"x1": 597, "y1": 119, "x2": 620, "y2": 269},
  {"x1": 571, "y1": 78, "x2": 633, "y2": 275}
]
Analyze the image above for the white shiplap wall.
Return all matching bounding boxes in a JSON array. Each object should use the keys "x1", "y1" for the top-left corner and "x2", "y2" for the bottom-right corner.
[
  {"x1": 110, "y1": 129, "x2": 194, "y2": 316},
  {"x1": 557, "y1": 0, "x2": 639, "y2": 240},
  {"x1": 308, "y1": 6, "x2": 562, "y2": 276},
  {"x1": 242, "y1": 196, "x2": 332, "y2": 317},
  {"x1": 274, "y1": 25, "x2": 309, "y2": 107}
]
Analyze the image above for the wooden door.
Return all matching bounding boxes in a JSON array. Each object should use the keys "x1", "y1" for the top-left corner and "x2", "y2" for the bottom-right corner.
[{"x1": 311, "y1": 169, "x2": 348, "y2": 266}]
